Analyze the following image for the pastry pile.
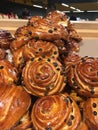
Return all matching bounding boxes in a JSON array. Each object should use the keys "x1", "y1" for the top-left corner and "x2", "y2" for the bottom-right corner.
[{"x1": 0, "y1": 10, "x2": 97, "y2": 130}]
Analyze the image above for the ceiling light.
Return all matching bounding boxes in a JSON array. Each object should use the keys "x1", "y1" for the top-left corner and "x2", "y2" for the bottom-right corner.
[
  {"x1": 87, "y1": 10, "x2": 98, "y2": 12},
  {"x1": 33, "y1": 4, "x2": 43, "y2": 8},
  {"x1": 63, "y1": 11, "x2": 70, "y2": 13},
  {"x1": 70, "y1": 6, "x2": 76, "y2": 10},
  {"x1": 61, "y1": 3, "x2": 69, "y2": 7},
  {"x1": 73, "y1": 11, "x2": 84, "y2": 13}
]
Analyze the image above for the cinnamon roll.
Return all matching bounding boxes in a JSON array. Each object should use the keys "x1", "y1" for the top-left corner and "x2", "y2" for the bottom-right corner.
[
  {"x1": 0, "y1": 29, "x2": 13, "y2": 49},
  {"x1": 0, "y1": 84, "x2": 31, "y2": 130},
  {"x1": 22, "y1": 56, "x2": 66, "y2": 97},
  {"x1": 68, "y1": 56, "x2": 98, "y2": 97},
  {"x1": 31, "y1": 93, "x2": 84, "y2": 130},
  {"x1": 23, "y1": 39, "x2": 59, "y2": 61},
  {"x1": 0, "y1": 60, "x2": 18, "y2": 86},
  {"x1": 84, "y1": 97, "x2": 98, "y2": 130}
]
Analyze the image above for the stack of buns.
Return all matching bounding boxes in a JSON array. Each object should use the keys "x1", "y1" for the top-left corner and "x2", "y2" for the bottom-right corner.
[{"x1": 0, "y1": 10, "x2": 97, "y2": 130}]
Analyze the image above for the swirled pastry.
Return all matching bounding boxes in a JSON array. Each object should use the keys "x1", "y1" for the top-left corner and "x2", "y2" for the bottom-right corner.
[
  {"x1": 84, "y1": 97, "x2": 98, "y2": 130},
  {"x1": 0, "y1": 60, "x2": 18, "y2": 86},
  {"x1": 63, "y1": 51, "x2": 81, "y2": 74},
  {"x1": 22, "y1": 57, "x2": 66, "y2": 96},
  {"x1": 0, "y1": 84, "x2": 31, "y2": 130},
  {"x1": 0, "y1": 29, "x2": 13, "y2": 49},
  {"x1": 23, "y1": 39, "x2": 59, "y2": 61},
  {"x1": 31, "y1": 93, "x2": 86, "y2": 130},
  {"x1": 68, "y1": 56, "x2": 98, "y2": 97}
]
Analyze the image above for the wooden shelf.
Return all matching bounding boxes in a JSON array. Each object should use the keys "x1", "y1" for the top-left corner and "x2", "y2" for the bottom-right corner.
[{"x1": 0, "y1": 19, "x2": 98, "y2": 38}]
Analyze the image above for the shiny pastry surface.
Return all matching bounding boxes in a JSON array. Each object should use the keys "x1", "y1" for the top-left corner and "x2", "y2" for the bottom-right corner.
[
  {"x1": 31, "y1": 93, "x2": 81, "y2": 130},
  {"x1": 0, "y1": 60, "x2": 18, "y2": 86},
  {"x1": 84, "y1": 97, "x2": 98, "y2": 130},
  {"x1": 23, "y1": 39, "x2": 59, "y2": 61},
  {"x1": 0, "y1": 85, "x2": 31, "y2": 130},
  {"x1": 22, "y1": 56, "x2": 66, "y2": 96},
  {"x1": 68, "y1": 56, "x2": 98, "y2": 97}
]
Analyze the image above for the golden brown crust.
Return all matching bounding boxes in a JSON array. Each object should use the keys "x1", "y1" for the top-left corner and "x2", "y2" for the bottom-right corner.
[
  {"x1": 67, "y1": 21, "x2": 82, "y2": 42},
  {"x1": 0, "y1": 48, "x2": 6, "y2": 60},
  {"x1": 0, "y1": 29, "x2": 13, "y2": 49},
  {"x1": 0, "y1": 60, "x2": 18, "y2": 86},
  {"x1": 23, "y1": 39, "x2": 59, "y2": 61},
  {"x1": 84, "y1": 97, "x2": 98, "y2": 130},
  {"x1": 14, "y1": 23, "x2": 69, "y2": 42},
  {"x1": 0, "y1": 85, "x2": 31, "y2": 130},
  {"x1": 22, "y1": 57, "x2": 66, "y2": 97},
  {"x1": 10, "y1": 37, "x2": 28, "y2": 52},
  {"x1": 68, "y1": 56, "x2": 98, "y2": 97},
  {"x1": 63, "y1": 51, "x2": 81, "y2": 74},
  {"x1": 12, "y1": 46, "x2": 25, "y2": 72},
  {"x1": 11, "y1": 112, "x2": 33, "y2": 130},
  {"x1": 31, "y1": 93, "x2": 81, "y2": 130}
]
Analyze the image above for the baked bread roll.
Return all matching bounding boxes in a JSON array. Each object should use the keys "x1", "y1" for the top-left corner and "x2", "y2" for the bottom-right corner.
[
  {"x1": 84, "y1": 97, "x2": 98, "y2": 130},
  {"x1": 23, "y1": 39, "x2": 59, "y2": 61},
  {"x1": 0, "y1": 60, "x2": 18, "y2": 86},
  {"x1": 68, "y1": 56, "x2": 98, "y2": 97},
  {"x1": 0, "y1": 29, "x2": 13, "y2": 49},
  {"x1": 22, "y1": 56, "x2": 66, "y2": 96},
  {"x1": 31, "y1": 93, "x2": 87, "y2": 130},
  {"x1": 0, "y1": 84, "x2": 31, "y2": 130}
]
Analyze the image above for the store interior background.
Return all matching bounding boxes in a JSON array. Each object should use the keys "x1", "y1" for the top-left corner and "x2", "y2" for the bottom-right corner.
[{"x1": 0, "y1": 0, "x2": 98, "y2": 21}]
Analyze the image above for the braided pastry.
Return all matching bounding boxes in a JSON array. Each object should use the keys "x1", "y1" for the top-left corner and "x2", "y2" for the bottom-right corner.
[
  {"x1": 84, "y1": 97, "x2": 98, "y2": 130},
  {"x1": 22, "y1": 56, "x2": 66, "y2": 96},
  {"x1": 0, "y1": 60, "x2": 18, "y2": 86},
  {"x1": 0, "y1": 84, "x2": 31, "y2": 130},
  {"x1": 31, "y1": 93, "x2": 86, "y2": 130},
  {"x1": 68, "y1": 56, "x2": 98, "y2": 97}
]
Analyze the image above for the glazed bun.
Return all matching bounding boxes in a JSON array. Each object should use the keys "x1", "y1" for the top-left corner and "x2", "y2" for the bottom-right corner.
[
  {"x1": 31, "y1": 93, "x2": 87, "y2": 130},
  {"x1": 22, "y1": 56, "x2": 66, "y2": 96},
  {"x1": 68, "y1": 56, "x2": 98, "y2": 97},
  {"x1": 23, "y1": 39, "x2": 59, "y2": 61},
  {"x1": 0, "y1": 60, "x2": 18, "y2": 86},
  {"x1": 84, "y1": 97, "x2": 98, "y2": 130},
  {"x1": 0, "y1": 84, "x2": 31, "y2": 130}
]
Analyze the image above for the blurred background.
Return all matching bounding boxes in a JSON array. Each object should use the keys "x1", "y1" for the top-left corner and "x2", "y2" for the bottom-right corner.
[{"x1": 0, "y1": 0, "x2": 98, "y2": 21}]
